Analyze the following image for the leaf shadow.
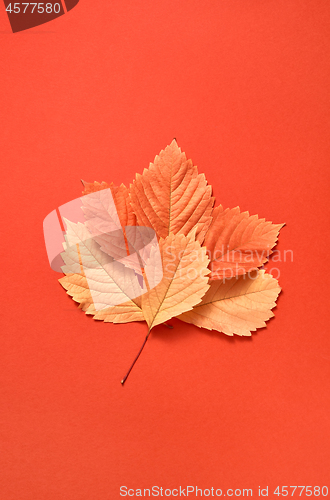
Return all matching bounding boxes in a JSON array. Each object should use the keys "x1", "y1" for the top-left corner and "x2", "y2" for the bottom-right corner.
[{"x1": 151, "y1": 318, "x2": 248, "y2": 346}]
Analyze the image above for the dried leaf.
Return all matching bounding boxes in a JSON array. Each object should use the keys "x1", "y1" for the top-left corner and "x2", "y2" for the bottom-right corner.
[
  {"x1": 204, "y1": 205, "x2": 284, "y2": 279},
  {"x1": 178, "y1": 270, "x2": 281, "y2": 336},
  {"x1": 141, "y1": 231, "x2": 210, "y2": 330},
  {"x1": 130, "y1": 140, "x2": 214, "y2": 243}
]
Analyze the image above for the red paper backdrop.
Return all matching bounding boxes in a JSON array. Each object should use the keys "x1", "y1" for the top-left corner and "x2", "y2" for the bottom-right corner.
[{"x1": 0, "y1": 1, "x2": 329, "y2": 498}]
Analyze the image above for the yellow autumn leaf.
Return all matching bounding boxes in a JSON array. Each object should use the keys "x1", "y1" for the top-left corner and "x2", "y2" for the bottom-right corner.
[{"x1": 178, "y1": 270, "x2": 281, "y2": 336}]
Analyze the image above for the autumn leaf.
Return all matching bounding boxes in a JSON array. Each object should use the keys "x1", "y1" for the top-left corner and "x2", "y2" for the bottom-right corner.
[
  {"x1": 48, "y1": 140, "x2": 284, "y2": 384},
  {"x1": 178, "y1": 270, "x2": 281, "y2": 336},
  {"x1": 130, "y1": 140, "x2": 214, "y2": 243},
  {"x1": 204, "y1": 205, "x2": 284, "y2": 279}
]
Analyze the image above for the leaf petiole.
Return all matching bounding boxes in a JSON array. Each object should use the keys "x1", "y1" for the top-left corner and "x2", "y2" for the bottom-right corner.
[
  {"x1": 121, "y1": 331, "x2": 151, "y2": 385},
  {"x1": 120, "y1": 323, "x2": 174, "y2": 385}
]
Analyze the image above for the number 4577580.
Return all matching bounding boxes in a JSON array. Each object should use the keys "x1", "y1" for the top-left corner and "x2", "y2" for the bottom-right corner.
[
  {"x1": 274, "y1": 486, "x2": 328, "y2": 496},
  {"x1": 6, "y1": 3, "x2": 61, "y2": 14}
]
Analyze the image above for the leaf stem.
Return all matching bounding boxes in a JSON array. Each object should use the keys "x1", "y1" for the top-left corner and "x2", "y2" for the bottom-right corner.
[
  {"x1": 120, "y1": 322, "x2": 174, "y2": 385},
  {"x1": 121, "y1": 331, "x2": 151, "y2": 385}
]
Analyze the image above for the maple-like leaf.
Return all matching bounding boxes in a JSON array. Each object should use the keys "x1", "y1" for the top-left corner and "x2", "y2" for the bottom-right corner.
[
  {"x1": 129, "y1": 140, "x2": 214, "y2": 243},
  {"x1": 178, "y1": 270, "x2": 281, "y2": 336},
  {"x1": 141, "y1": 231, "x2": 210, "y2": 330},
  {"x1": 204, "y1": 205, "x2": 284, "y2": 279}
]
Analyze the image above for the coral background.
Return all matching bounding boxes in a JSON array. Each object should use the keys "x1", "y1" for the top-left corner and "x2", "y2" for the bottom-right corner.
[{"x1": 0, "y1": 1, "x2": 329, "y2": 498}]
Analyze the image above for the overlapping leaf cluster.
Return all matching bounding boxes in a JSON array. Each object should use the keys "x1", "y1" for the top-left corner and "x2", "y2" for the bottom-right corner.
[{"x1": 60, "y1": 140, "x2": 283, "y2": 338}]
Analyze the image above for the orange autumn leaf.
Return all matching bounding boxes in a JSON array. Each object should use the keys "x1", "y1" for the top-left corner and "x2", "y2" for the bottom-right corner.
[
  {"x1": 141, "y1": 231, "x2": 210, "y2": 330},
  {"x1": 204, "y1": 205, "x2": 284, "y2": 279},
  {"x1": 178, "y1": 270, "x2": 281, "y2": 336},
  {"x1": 129, "y1": 140, "x2": 214, "y2": 243}
]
